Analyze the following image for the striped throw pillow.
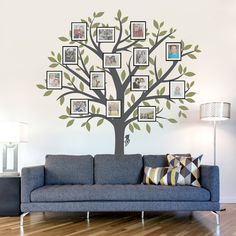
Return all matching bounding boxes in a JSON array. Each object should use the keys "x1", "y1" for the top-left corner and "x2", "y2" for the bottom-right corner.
[
  {"x1": 167, "y1": 154, "x2": 203, "y2": 187},
  {"x1": 143, "y1": 166, "x2": 181, "y2": 186}
]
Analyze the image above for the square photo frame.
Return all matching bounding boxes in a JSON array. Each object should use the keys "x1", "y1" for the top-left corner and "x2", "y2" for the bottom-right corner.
[
  {"x1": 130, "y1": 21, "x2": 146, "y2": 40},
  {"x1": 46, "y1": 71, "x2": 62, "y2": 90},
  {"x1": 166, "y1": 42, "x2": 182, "y2": 61},
  {"x1": 62, "y1": 46, "x2": 78, "y2": 65},
  {"x1": 103, "y1": 53, "x2": 121, "y2": 69},
  {"x1": 169, "y1": 80, "x2": 185, "y2": 99},
  {"x1": 106, "y1": 100, "x2": 121, "y2": 118},
  {"x1": 90, "y1": 71, "x2": 105, "y2": 90},
  {"x1": 70, "y1": 99, "x2": 89, "y2": 115},
  {"x1": 96, "y1": 27, "x2": 115, "y2": 43},
  {"x1": 130, "y1": 75, "x2": 149, "y2": 91},
  {"x1": 138, "y1": 106, "x2": 156, "y2": 122},
  {"x1": 133, "y1": 48, "x2": 149, "y2": 66},
  {"x1": 71, "y1": 22, "x2": 87, "y2": 41}
]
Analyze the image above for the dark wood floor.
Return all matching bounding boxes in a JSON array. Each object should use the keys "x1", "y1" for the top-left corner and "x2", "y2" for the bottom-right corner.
[{"x1": 0, "y1": 204, "x2": 235, "y2": 236}]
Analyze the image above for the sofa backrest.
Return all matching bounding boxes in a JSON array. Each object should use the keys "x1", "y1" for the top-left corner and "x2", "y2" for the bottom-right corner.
[
  {"x1": 45, "y1": 155, "x2": 94, "y2": 185},
  {"x1": 143, "y1": 155, "x2": 168, "y2": 167},
  {"x1": 94, "y1": 154, "x2": 143, "y2": 184}
]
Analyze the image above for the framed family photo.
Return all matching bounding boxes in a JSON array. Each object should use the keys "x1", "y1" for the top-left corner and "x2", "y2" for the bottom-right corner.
[
  {"x1": 96, "y1": 27, "x2": 115, "y2": 43},
  {"x1": 106, "y1": 100, "x2": 121, "y2": 118},
  {"x1": 130, "y1": 75, "x2": 149, "y2": 91},
  {"x1": 62, "y1": 46, "x2": 78, "y2": 65},
  {"x1": 166, "y1": 42, "x2": 182, "y2": 61},
  {"x1": 130, "y1": 21, "x2": 146, "y2": 40},
  {"x1": 103, "y1": 53, "x2": 121, "y2": 68},
  {"x1": 138, "y1": 106, "x2": 156, "y2": 122},
  {"x1": 46, "y1": 71, "x2": 62, "y2": 90},
  {"x1": 133, "y1": 48, "x2": 149, "y2": 66},
  {"x1": 70, "y1": 99, "x2": 89, "y2": 115},
  {"x1": 169, "y1": 81, "x2": 185, "y2": 99},
  {"x1": 71, "y1": 22, "x2": 87, "y2": 41},
  {"x1": 90, "y1": 71, "x2": 105, "y2": 90}
]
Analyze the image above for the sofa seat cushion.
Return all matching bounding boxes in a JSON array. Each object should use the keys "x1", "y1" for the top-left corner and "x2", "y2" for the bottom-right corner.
[{"x1": 31, "y1": 185, "x2": 210, "y2": 202}]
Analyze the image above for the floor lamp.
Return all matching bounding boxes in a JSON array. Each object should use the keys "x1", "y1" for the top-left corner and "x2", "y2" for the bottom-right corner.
[
  {"x1": 200, "y1": 102, "x2": 231, "y2": 166},
  {"x1": 0, "y1": 122, "x2": 28, "y2": 176}
]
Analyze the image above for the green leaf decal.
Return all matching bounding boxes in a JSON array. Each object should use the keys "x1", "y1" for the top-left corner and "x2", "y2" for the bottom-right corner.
[
  {"x1": 160, "y1": 21, "x2": 164, "y2": 28},
  {"x1": 96, "y1": 12, "x2": 104, "y2": 17},
  {"x1": 168, "y1": 118, "x2": 177, "y2": 123},
  {"x1": 66, "y1": 106, "x2": 70, "y2": 115},
  {"x1": 129, "y1": 124, "x2": 134, "y2": 133},
  {"x1": 133, "y1": 122, "x2": 141, "y2": 130},
  {"x1": 121, "y1": 16, "x2": 128, "y2": 23},
  {"x1": 185, "y1": 72, "x2": 195, "y2": 77},
  {"x1": 117, "y1": 9, "x2": 122, "y2": 19},
  {"x1": 48, "y1": 57, "x2": 57, "y2": 63},
  {"x1": 149, "y1": 57, "x2": 154, "y2": 65},
  {"x1": 133, "y1": 109, "x2": 138, "y2": 117},
  {"x1": 159, "y1": 31, "x2": 167, "y2": 36},
  {"x1": 97, "y1": 119, "x2": 104, "y2": 126},
  {"x1": 36, "y1": 84, "x2": 46, "y2": 90},
  {"x1": 86, "y1": 122, "x2": 91, "y2": 131},
  {"x1": 184, "y1": 44, "x2": 192, "y2": 50},
  {"x1": 179, "y1": 105, "x2": 188, "y2": 110},
  {"x1": 125, "y1": 88, "x2": 131, "y2": 95},
  {"x1": 158, "y1": 68, "x2": 163, "y2": 78},
  {"x1": 57, "y1": 53, "x2": 62, "y2": 63},
  {"x1": 146, "y1": 123, "x2": 151, "y2": 134},
  {"x1": 153, "y1": 20, "x2": 159, "y2": 30},
  {"x1": 66, "y1": 119, "x2": 74, "y2": 127},
  {"x1": 58, "y1": 37, "x2": 69, "y2": 42},
  {"x1": 91, "y1": 105, "x2": 96, "y2": 113},
  {"x1": 59, "y1": 115, "x2": 68, "y2": 119},
  {"x1": 160, "y1": 86, "x2": 165, "y2": 95},
  {"x1": 80, "y1": 82, "x2": 84, "y2": 92},
  {"x1": 49, "y1": 63, "x2": 58, "y2": 68},
  {"x1": 166, "y1": 100, "x2": 171, "y2": 110},
  {"x1": 186, "y1": 92, "x2": 196, "y2": 97},
  {"x1": 44, "y1": 90, "x2": 53, "y2": 96},
  {"x1": 188, "y1": 54, "x2": 197, "y2": 59},
  {"x1": 121, "y1": 70, "x2": 126, "y2": 81},
  {"x1": 60, "y1": 96, "x2": 65, "y2": 105},
  {"x1": 131, "y1": 94, "x2": 135, "y2": 103},
  {"x1": 149, "y1": 38, "x2": 155, "y2": 46},
  {"x1": 186, "y1": 98, "x2": 195, "y2": 103},
  {"x1": 64, "y1": 72, "x2": 70, "y2": 80},
  {"x1": 84, "y1": 55, "x2": 89, "y2": 65},
  {"x1": 178, "y1": 64, "x2": 183, "y2": 74},
  {"x1": 143, "y1": 101, "x2": 150, "y2": 106}
]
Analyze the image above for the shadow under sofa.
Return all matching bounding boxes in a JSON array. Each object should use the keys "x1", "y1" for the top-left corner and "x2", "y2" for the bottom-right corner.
[{"x1": 20, "y1": 154, "x2": 220, "y2": 226}]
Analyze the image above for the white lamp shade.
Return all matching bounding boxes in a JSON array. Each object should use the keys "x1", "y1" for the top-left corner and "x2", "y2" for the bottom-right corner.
[
  {"x1": 200, "y1": 102, "x2": 231, "y2": 121},
  {"x1": 0, "y1": 122, "x2": 29, "y2": 143}
]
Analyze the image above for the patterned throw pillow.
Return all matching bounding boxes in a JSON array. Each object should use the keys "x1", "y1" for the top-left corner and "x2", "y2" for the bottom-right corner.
[
  {"x1": 143, "y1": 166, "x2": 181, "y2": 186},
  {"x1": 167, "y1": 154, "x2": 203, "y2": 187}
]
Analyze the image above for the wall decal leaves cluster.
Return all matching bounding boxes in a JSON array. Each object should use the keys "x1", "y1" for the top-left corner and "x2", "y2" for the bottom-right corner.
[{"x1": 37, "y1": 10, "x2": 201, "y2": 155}]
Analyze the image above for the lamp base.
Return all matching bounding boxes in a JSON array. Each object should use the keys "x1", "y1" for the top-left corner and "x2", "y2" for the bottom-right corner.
[{"x1": 0, "y1": 172, "x2": 20, "y2": 177}]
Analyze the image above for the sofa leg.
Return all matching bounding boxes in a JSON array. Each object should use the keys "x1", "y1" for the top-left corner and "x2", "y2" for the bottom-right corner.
[
  {"x1": 211, "y1": 211, "x2": 220, "y2": 225},
  {"x1": 20, "y1": 212, "x2": 29, "y2": 226},
  {"x1": 86, "y1": 211, "x2": 90, "y2": 220},
  {"x1": 141, "y1": 211, "x2": 144, "y2": 220}
]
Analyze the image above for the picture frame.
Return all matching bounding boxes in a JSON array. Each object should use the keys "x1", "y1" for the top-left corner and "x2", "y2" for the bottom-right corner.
[
  {"x1": 106, "y1": 100, "x2": 121, "y2": 118},
  {"x1": 70, "y1": 99, "x2": 89, "y2": 115},
  {"x1": 166, "y1": 42, "x2": 182, "y2": 61},
  {"x1": 103, "y1": 53, "x2": 121, "y2": 69},
  {"x1": 62, "y1": 46, "x2": 78, "y2": 65},
  {"x1": 96, "y1": 27, "x2": 115, "y2": 43},
  {"x1": 133, "y1": 48, "x2": 149, "y2": 66},
  {"x1": 130, "y1": 21, "x2": 146, "y2": 40},
  {"x1": 90, "y1": 71, "x2": 106, "y2": 90},
  {"x1": 46, "y1": 71, "x2": 62, "y2": 90},
  {"x1": 130, "y1": 75, "x2": 149, "y2": 91},
  {"x1": 169, "y1": 80, "x2": 185, "y2": 99},
  {"x1": 138, "y1": 106, "x2": 156, "y2": 122},
  {"x1": 71, "y1": 22, "x2": 87, "y2": 41}
]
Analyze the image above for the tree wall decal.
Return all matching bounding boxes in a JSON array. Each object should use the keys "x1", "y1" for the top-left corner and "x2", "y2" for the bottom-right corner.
[{"x1": 37, "y1": 10, "x2": 201, "y2": 155}]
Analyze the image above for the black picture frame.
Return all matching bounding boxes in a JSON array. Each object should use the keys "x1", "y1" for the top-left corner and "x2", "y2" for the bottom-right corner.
[
  {"x1": 62, "y1": 46, "x2": 78, "y2": 65},
  {"x1": 90, "y1": 71, "x2": 106, "y2": 90},
  {"x1": 70, "y1": 99, "x2": 89, "y2": 115},
  {"x1": 138, "y1": 106, "x2": 156, "y2": 122},
  {"x1": 130, "y1": 21, "x2": 146, "y2": 40},
  {"x1": 165, "y1": 42, "x2": 182, "y2": 61},
  {"x1": 130, "y1": 75, "x2": 149, "y2": 91},
  {"x1": 71, "y1": 22, "x2": 87, "y2": 41},
  {"x1": 133, "y1": 47, "x2": 149, "y2": 66},
  {"x1": 103, "y1": 53, "x2": 121, "y2": 69},
  {"x1": 46, "y1": 71, "x2": 63, "y2": 90},
  {"x1": 96, "y1": 27, "x2": 115, "y2": 43},
  {"x1": 106, "y1": 100, "x2": 122, "y2": 118},
  {"x1": 169, "y1": 80, "x2": 186, "y2": 99}
]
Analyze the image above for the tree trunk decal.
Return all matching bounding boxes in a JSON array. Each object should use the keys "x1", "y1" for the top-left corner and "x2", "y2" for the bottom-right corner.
[{"x1": 37, "y1": 10, "x2": 201, "y2": 155}]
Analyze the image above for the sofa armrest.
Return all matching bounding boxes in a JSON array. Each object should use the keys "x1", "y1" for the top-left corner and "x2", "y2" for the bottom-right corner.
[
  {"x1": 21, "y1": 165, "x2": 45, "y2": 203},
  {"x1": 201, "y1": 165, "x2": 219, "y2": 202}
]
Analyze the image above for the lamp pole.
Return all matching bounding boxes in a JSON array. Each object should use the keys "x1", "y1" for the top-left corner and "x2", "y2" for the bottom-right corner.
[{"x1": 213, "y1": 121, "x2": 217, "y2": 166}]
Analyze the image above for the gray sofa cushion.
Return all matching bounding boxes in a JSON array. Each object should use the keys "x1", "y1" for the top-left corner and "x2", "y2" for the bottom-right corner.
[
  {"x1": 94, "y1": 154, "x2": 143, "y2": 184},
  {"x1": 31, "y1": 185, "x2": 210, "y2": 202},
  {"x1": 45, "y1": 155, "x2": 93, "y2": 185},
  {"x1": 143, "y1": 155, "x2": 168, "y2": 167}
]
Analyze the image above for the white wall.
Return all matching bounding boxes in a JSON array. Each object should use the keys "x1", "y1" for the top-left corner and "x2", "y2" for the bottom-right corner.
[{"x1": 0, "y1": 0, "x2": 235, "y2": 203}]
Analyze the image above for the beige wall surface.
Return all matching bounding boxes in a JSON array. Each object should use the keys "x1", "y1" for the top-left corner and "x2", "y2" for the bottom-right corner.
[{"x1": 0, "y1": 0, "x2": 235, "y2": 202}]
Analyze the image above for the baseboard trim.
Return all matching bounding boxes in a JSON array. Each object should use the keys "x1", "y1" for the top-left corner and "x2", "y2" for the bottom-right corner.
[{"x1": 220, "y1": 197, "x2": 236, "y2": 203}]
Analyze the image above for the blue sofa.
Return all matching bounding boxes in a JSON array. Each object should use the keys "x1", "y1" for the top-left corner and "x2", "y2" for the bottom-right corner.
[{"x1": 20, "y1": 154, "x2": 220, "y2": 225}]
